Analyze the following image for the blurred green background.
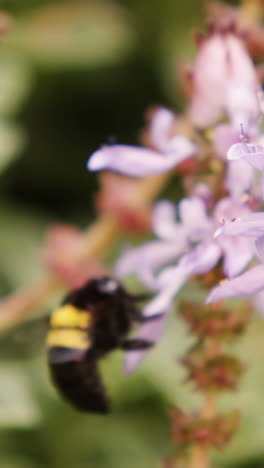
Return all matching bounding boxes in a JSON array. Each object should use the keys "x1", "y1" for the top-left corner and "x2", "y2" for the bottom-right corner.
[{"x1": 1, "y1": 0, "x2": 264, "y2": 467}]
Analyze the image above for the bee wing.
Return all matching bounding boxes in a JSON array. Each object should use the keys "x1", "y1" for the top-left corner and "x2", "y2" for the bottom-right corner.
[{"x1": 48, "y1": 347, "x2": 87, "y2": 364}]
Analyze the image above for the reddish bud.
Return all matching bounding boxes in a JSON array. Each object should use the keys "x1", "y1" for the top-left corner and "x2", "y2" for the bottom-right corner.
[
  {"x1": 180, "y1": 301, "x2": 251, "y2": 339},
  {"x1": 170, "y1": 406, "x2": 240, "y2": 449},
  {"x1": 183, "y1": 350, "x2": 244, "y2": 391},
  {"x1": 41, "y1": 224, "x2": 108, "y2": 288},
  {"x1": 175, "y1": 157, "x2": 200, "y2": 176},
  {"x1": 96, "y1": 172, "x2": 151, "y2": 233}
]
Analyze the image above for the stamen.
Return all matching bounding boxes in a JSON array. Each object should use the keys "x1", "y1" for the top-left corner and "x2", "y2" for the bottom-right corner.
[
  {"x1": 240, "y1": 123, "x2": 248, "y2": 141},
  {"x1": 240, "y1": 123, "x2": 250, "y2": 154}
]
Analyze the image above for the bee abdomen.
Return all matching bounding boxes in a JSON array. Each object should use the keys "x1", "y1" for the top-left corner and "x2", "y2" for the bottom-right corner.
[{"x1": 49, "y1": 353, "x2": 110, "y2": 413}]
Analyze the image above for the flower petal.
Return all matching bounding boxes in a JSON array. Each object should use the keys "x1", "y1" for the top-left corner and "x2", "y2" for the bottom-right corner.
[
  {"x1": 207, "y1": 264, "x2": 264, "y2": 303},
  {"x1": 190, "y1": 34, "x2": 228, "y2": 128},
  {"x1": 214, "y1": 213, "x2": 264, "y2": 238},
  {"x1": 226, "y1": 82, "x2": 259, "y2": 128},
  {"x1": 225, "y1": 159, "x2": 254, "y2": 200},
  {"x1": 214, "y1": 197, "x2": 248, "y2": 221},
  {"x1": 212, "y1": 124, "x2": 240, "y2": 160},
  {"x1": 123, "y1": 242, "x2": 221, "y2": 374},
  {"x1": 261, "y1": 173, "x2": 264, "y2": 200},
  {"x1": 148, "y1": 107, "x2": 175, "y2": 152},
  {"x1": 227, "y1": 142, "x2": 247, "y2": 161},
  {"x1": 226, "y1": 35, "x2": 257, "y2": 87},
  {"x1": 142, "y1": 242, "x2": 221, "y2": 318},
  {"x1": 255, "y1": 235, "x2": 264, "y2": 262},
  {"x1": 152, "y1": 200, "x2": 184, "y2": 240},
  {"x1": 179, "y1": 197, "x2": 213, "y2": 240},
  {"x1": 227, "y1": 142, "x2": 264, "y2": 170},
  {"x1": 142, "y1": 266, "x2": 190, "y2": 317},
  {"x1": 218, "y1": 235, "x2": 254, "y2": 277},
  {"x1": 87, "y1": 141, "x2": 195, "y2": 178},
  {"x1": 115, "y1": 240, "x2": 185, "y2": 290},
  {"x1": 179, "y1": 242, "x2": 221, "y2": 275},
  {"x1": 124, "y1": 314, "x2": 167, "y2": 374},
  {"x1": 165, "y1": 136, "x2": 196, "y2": 156}
]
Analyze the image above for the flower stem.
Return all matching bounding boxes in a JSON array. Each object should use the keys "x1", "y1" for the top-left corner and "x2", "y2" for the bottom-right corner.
[
  {"x1": 188, "y1": 391, "x2": 216, "y2": 468},
  {"x1": 202, "y1": 390, "x2": 216, "y2": 420},
  {"x1": 189, "y1": 444, "x2": 209, "y2": 468},
  {"x1": 187, "y1": 333, "x2": 220, "y2": 468},
  {"x1": 0, "y1": 275, "x2": 60, "y2": 332}
]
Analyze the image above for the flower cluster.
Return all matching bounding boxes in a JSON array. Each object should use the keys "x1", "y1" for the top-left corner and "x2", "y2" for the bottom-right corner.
[{"x1": 88, "y1": 19, "x2": 264, "y2": 371}]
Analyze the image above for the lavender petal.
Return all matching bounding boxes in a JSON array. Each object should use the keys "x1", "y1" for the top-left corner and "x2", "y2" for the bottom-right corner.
[
  {"x1": 219, "y1": 235, "x2": 254, "y2": 277},
  {"x1": 207, "y1": 264, "x2": 264, "y2": 303},
  {"x1": 124, "y1": 314, "x2": 167, "y2": 374},
  {"x1": 87, "y1": 141, "x2": 195, "y2": 177},
  {"x1": 225, "y1": 160, "x2": 254, "y2": 200},
  {"x1": 214, "y1": 213, "x2": 264, "y2": 238},
  {"x1": 115, "y1": 240, "x2": 185, "y2": 290}
]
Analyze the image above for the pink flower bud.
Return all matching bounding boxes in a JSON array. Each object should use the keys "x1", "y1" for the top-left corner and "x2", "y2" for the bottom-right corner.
[{"x1": 190, "y1": 32, "x2": 259, "y2": 128}]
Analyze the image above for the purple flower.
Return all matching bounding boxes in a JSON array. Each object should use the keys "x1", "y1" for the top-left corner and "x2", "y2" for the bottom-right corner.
[
  {"x1": 125, "y1": 314, "x2": 167, "y2": 374},
  {"x1": 214, "y1": 212, "x2": 264, "y2": 238},
  {"x1": 228, "y1": 140, "x2": 264, "y2": 171},
  {"x1": 225, "y1": 121, "x2": 264, "y2": 198},
  {"x1": 115, "y1": 197, "x2": 214, "y2": 290},
  {"x1": 117, "y1": 196, "x2": 253, "y2": 285},
  {"x1": 118, "y1": 195, "x2": 255, "y2": 372},
  {"x1": 115, "y1": 240, "x2": 185, "y2": 290},
  {"x1": 124, "y1": 241, "x2": 222, "y2": 374},
  {"x1": 87, "y1": 108, "x2": 196, "y2": 177},
  {"x1": 207, "y1": 263, "x2": 264, "y2": 303},
  {"x1": 207, "y1": 215, "x2": 264, "y2": 303}
]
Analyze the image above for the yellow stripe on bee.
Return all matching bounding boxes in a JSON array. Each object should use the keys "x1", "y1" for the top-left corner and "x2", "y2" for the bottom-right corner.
[
  {"x1": 50, "y1": 304, "x2": 92, "y2": 329},
  {"x1": 47, "y1": 329, "x2": 91, "y2": 350}
]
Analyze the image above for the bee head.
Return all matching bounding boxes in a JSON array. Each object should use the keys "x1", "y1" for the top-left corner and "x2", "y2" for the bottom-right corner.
[{"x1": 97, "y1": 277, "x2": 120, "y2": 295}]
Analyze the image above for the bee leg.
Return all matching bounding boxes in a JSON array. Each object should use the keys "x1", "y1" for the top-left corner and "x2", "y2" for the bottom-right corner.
[
  {"x1": 128, "y1": 293, "x2": 152, "y2": 303},
  {"x1": 139, "y1": 312, "x2": 164, "y2": 323},
  {"x1": 121, "y1": 338, "x2": 153, "y2": 351}
]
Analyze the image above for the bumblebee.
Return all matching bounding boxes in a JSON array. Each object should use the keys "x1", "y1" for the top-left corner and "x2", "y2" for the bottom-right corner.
[{"x1": 47, "y1": 277, "x2": 155, "y2": 413}]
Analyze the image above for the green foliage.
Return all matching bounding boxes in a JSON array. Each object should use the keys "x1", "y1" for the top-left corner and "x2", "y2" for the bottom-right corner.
[
  {"x1": 0, "y1": 52, "x2": 32, "y2": 174},
  {"x1": 0, "y1": 123, "x2": 25, "y2": 174},
  {"x1": 4, "y1": 2, "x2": 136, "y2": 70}
]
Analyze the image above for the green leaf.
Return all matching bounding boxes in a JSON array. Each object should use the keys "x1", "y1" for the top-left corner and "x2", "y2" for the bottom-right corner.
[
  {"x1": 0, "y1": 51, "x2": 33, "y2": 117},
  {"x1": 0, "y1": 363, "x2": 41, "y2": 428},
  {"x1": 0, "y1": 199, "x2": 50, "y2": 286}
]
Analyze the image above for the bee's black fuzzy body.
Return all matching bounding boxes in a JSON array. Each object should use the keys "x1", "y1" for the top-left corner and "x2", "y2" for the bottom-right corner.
[{"x1": 47, "y1": 277, "x2": 153, "y2": 413}]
